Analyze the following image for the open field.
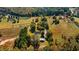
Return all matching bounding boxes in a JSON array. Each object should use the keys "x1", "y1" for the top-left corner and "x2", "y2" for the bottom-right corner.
[{"x1": 0, "y1": 16, "x2": 79, "y2": 51}]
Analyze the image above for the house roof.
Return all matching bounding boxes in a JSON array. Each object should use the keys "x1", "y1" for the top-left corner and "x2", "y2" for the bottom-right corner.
[
  {"x1": 35, "y1": 31, "x2": 40, "y2": 34},
  {"x1": 40, "y1": 38, "x2": 45, "y2": 41}
]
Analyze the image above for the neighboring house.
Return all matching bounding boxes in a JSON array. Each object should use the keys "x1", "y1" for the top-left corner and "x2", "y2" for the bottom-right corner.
[{"x1": 7, "y1": 14, "x2": 19, "y2": 22}]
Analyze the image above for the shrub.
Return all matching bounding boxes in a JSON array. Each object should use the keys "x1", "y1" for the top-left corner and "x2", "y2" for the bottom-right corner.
[
  {"x1": 41, "y1": 31, "x2": 44, "y2": 38},
  {"x1": 12, "y1": 19, "x2": 16, "y2": 24},
  {"x1": 30, "y1": 22, "x2": 36, "y2": 33},
  {"x1": 41, "y1": 17, "x2": 47, "y2": 22},
  {"x1": 35, "y1": 18, "x2": 39, "y2": 22},
  {"x1": 53, "y1": 19, "x2": 59, "y2": 25},
  {"x1": 75, "y1": 34, "x2": 79, "y2": 43},
  {"x1": 70, "y1": 17, "x2": 75, "y2": 22},
  {"x1": 43, "y1": 46, "x2": 53, "y2": 51},
  {"x1": 40, "y1": 22, "x2": 49, "y2": 30},
  {"x1": 45, "y1": 31, "x2": 53, "y2": 46},
  {"x1": 17, "y1": 20, "x2": 19, "y2": 23},
  {"x1": 73, "y1": 46, "x2": 77, "y2": 51},
  {"x1": 0, "y1": 33, "x2": 2, "y2": 37},
  {"x1": 31, "y1": 39, "x2": 40, "y2": 51},
  {"x1": 53, "y1": 16, "x2": 57, "y2": 19}
]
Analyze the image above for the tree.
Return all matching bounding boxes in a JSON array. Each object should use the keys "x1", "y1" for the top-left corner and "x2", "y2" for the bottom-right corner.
[
  {"x1": 31, "y1": 39, "x2": 40, "y2": 51},
  {"x1": 0, "y1": 32, "x2": 2, "y2": 37},
  {"x1": 45, "y1": 31, "x2": 53, "y2": 46},
  {"x1": 75, "y1": 34, "x2": 79, "y2": 43},
  {"x1": 59, "y1": 16, "x2": 63, "y2": 20},
  {"x1": 30, "y1": 22, "x2": 36, "y2": 33},
  {"x1": 16, "y1": 16, "x2": 19, "y2": 23},
  {"x1": 70, "y1": 17, "x2": 75, "y2": 22},
  {"x1": 40, "y1": 21, "x2": 49, "y2": 30},
  {"x1": 41, "y1": 31, "x2": 44, "y2": 38},
  {"x1": 12, "y1": 19, "x2": 16, "y2": 24},
  {"x1": 35, "y1": 18, "x2": 39, "y2": 23},
  {"x1": 0, "y1": 19, "x2": 2, "y2": 22},
  {"x1": 26, "y1": 35, "x2": 31, "y2": 47},
  {"x1": 0, "y1": 15, "x2": 3, "y2": 22},
  {"x1": 52, "y1": 16, "x2": 57, "y2": 19},
  {"x1": 41, "y1": 17, "x2": 47, "y2": 22},
  {"x1": 53, "y1": 19, "x2": 59, "y2": 25},
  {"x1": 74, "y1": 22, "x2": 79, "y2": 27},
  {"x1": 14, "y1": 27, "x2": 31, "y2": 50},
  {"x1": 73, "y1": 46, "x2": 77, "y2": 51},
  {"x1": 43, "y1": 46, "x2": 52, "y2": 51},
  {"x1": 17, "y1": 20, "x2": 19, "y2": 23}
]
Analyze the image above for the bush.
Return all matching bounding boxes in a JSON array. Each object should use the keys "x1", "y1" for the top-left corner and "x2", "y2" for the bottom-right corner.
[
  {"x1": 40, "y1": 22, "x2": 49, "y2": 30},
  {"x1": 35, "y1": 18, "x2": 39, "y2": 22},
  {"x1": 70, "y1": 17, "x2": 75, "y2": 22},
  {"x1": 26, "y1": 35, "x2": 31, "y2": 47},
  {"x1": 31, "y1": 39, "x2": 40, "y2": 51},
  {"x1": 17, "y1": 20, "x2": 19, "y2": 23},
  {"x1": 73, "y1": 46, "x2": 77, "y2": 51},
  {"x1": 53, "y1": 16, "x2": 57, "y2": 19},
  {"x1": 12, "y1": 19, "x2": 16, "y2": 24},
  {"x1": 30, "y1": 22, "x2": 36, "y2": 33},
  {"x1": 43, "y1": 46, "x2": 53, "y2": 51},
  {"x1": 45, "y1": 31, "x2": 53, "y2": 46},
  {"x1": 41, "y1": 31, "x2": 44, "y2": 38},
  {"x1": 74, "y1": 22, "x2": 79, "y2": 27},
  {"x1": 0, "y1": 33, "x2": 2, "y2": 37},
  {"x1": 41, "y1": 17, "x2": 47, "y2": 22},
  {"x1": 0, "y1": 19, "x2": 2, "y2": 22},
  {"x1": 75, "y1": 34, "x2": 79, "y2": 43},
  {"x1": 53, "y1": 19, "x2": 59, "y2": 25},
  {"x1": 37, "y1": 22, "x2": 48, "y2": 31},
  {"x1": 59, "y1": 16, "x2": 63, "y2": 20}
]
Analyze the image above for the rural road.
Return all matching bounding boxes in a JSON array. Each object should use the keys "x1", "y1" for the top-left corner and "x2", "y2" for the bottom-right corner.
[{"x1": 0, "y1": 36, "x2": 18, "y2": 45}]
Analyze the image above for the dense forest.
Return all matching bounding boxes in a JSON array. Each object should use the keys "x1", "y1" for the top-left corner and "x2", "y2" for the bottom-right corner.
[{"x1": 0, "y1": 7, "x2": 72, "y2": 17}]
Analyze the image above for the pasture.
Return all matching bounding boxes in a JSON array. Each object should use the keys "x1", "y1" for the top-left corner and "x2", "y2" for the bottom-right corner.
[{"x1": 0, "y1": 16, "x2": 79, "y2": 51}]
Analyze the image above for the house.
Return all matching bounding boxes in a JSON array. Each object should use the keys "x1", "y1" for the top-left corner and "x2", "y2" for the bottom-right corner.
[{"x1": 40, "y1": 38, "x2": 46, "y2": 42}]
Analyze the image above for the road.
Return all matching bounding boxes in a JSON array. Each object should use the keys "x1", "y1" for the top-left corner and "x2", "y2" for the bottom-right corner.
[{"x1": 0, "y1": 36, "x2": 18, "y2": 45}]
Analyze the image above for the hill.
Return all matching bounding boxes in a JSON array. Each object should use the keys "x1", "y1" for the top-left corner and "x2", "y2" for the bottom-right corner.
[{"x1": 0, "y1": 7, "x2": 71, "y2": 17}]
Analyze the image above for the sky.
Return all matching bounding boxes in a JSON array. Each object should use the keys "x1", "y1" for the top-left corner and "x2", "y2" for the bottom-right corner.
[{"x1": 0, "y1": 0, "x2": 79, "y2": 7}]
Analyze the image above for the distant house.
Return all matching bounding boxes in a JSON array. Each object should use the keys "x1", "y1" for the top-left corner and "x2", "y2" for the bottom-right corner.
[
  {"x1": 7, "y1": 14, "x2": 19, "y2": 22},
  {"x1": 69, "y1": 8, "x2": 79, "y2": 16}
]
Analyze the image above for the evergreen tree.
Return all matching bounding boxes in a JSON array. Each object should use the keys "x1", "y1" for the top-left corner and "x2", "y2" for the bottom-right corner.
[
  {"x1": 45, "y1": 31, "x2": 53, "y2": 46},
  {"x1": 14, "y1": 27, "x2": 31, "y2": 50},
  {"x1": 30, "y1": 22, "x2": 36, "y2": 33}
]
